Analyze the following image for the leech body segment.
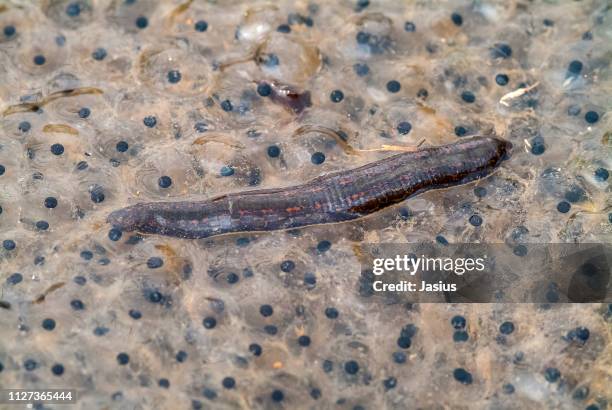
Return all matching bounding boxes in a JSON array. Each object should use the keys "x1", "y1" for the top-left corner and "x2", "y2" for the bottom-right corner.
[{"x1": 107, "y1": 136, "x2": 511, "y2": 239}]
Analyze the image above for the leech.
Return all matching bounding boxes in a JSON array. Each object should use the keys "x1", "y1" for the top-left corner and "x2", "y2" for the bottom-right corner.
[{"x1": 108, "y1": 137, "x2": 512, "y2": 239}]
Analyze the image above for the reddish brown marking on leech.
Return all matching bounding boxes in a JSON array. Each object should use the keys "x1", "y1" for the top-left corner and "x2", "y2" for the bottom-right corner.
[{"x1": 107, "y1": 136, "x2": 511, "y2": 239}]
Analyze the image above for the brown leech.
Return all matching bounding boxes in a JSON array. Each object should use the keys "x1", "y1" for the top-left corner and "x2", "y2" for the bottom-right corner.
[{"x1": 108, "y1": 136, "x2": 512, "y2": 239}]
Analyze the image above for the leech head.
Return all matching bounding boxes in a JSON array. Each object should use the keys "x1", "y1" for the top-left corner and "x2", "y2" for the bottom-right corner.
[
  {"x1": 483, "y1": 137, "x2": 513, "y2": 182},
  {"x1": 495, "y1": 137, "x2": 513, "y2": 163},
  {"x1": 470, "y1": 135, "x2": 512, "y2": 164},
  {"x1": 451, "y1": 136, "x2": 513, "y2": 185},
  {"x1": 107, "y1": 204, "x2": 152, "y2": 232}
]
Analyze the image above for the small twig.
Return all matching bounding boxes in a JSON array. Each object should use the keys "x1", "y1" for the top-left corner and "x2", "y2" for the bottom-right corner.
[
  {"x1": 357, "y1": 139, "x2": 426, "y2": 153},
  {"x1": 499, "y1": 82, "x2": 540, "y2": 107}
]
